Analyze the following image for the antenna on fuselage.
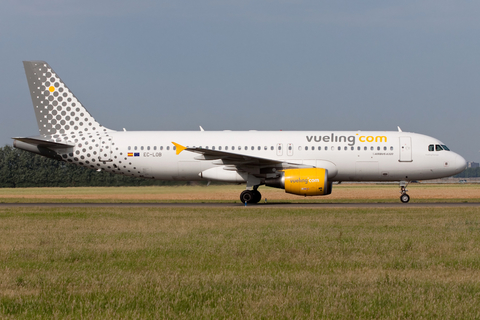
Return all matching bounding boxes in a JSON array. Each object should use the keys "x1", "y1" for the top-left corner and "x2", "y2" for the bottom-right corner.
[
  {"x1": 397, "y1": 126, "x2": 403, "y2": 132},
  {"x1": 199, "y1": 126, "x2": 205, "y2": 131}
]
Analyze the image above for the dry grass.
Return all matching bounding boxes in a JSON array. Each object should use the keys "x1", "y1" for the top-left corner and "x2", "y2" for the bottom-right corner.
[
  {"x1": 1, "y1": 206, "x2": 480, "y2": 318},
  {"x1": 0, "y1": 183, "x2": 479, "y2": 203}
]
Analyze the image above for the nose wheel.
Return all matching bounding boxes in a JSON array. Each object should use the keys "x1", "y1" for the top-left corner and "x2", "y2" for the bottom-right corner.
[
  {"x1": 399, "y1": 182, "x2": 410, "y2": 203},
  {"x1": 400, "y1": 193, "x2": 410, "y2": 203}
]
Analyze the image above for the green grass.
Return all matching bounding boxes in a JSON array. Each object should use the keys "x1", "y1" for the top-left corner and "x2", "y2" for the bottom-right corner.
[
  {"x1": 0, "y1": 184, "x2": 479, "y2": 203},
  {"x1": 1, "y1": 206, "x2": 480, "y2": 318}
]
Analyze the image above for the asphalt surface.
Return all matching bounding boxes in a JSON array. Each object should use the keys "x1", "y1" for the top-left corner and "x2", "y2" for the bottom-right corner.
[{"x1": 1, "y1": 202, "x2": 479, "y2": 208}]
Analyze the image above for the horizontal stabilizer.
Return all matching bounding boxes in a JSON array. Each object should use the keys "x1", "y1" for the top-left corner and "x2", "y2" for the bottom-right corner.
[{"x1": 13, "y1": 137, "x2": 74, "y2": 149}]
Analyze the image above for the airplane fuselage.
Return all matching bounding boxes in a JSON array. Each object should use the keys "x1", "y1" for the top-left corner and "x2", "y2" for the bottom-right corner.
[{"x1": 88, "y1": 130, "x2": 464, "y2": 182}]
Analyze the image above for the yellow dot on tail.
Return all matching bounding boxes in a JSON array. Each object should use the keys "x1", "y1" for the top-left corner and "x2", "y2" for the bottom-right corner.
[{"x1": 49, "y1": 86, "x2": 55, "y2": 92}]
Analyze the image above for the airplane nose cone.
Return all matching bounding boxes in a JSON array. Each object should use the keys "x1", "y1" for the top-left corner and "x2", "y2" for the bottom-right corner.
[{"x1": 454, "y1": 154, "x2": 467, "y2": 174}]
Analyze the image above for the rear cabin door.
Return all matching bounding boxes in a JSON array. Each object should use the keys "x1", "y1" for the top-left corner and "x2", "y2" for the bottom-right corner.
[
  {"x1": 99, "y1": 136, "x2": 113, "y2": 162},
  {"x1": 399, "y1": 136, "x2": 412, "y2": 162}
]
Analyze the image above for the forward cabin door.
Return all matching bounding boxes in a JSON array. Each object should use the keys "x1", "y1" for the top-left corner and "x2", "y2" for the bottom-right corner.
[{"x1": 399, "y1": 136, "x2": 412, "y2": 162}]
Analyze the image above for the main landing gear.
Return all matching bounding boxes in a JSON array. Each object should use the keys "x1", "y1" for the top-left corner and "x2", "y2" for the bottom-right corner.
[
  {"x1": 240, "y1": 186, "x2": 262, "y2": 204},
  {"x1": 399, "y1": 181, "x2": 410, "y2": 203}
]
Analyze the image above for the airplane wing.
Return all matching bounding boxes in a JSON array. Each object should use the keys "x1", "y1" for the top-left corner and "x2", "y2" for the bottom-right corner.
[{"x1": 172, "y1": 142, "x2": 312, "y2": 172}]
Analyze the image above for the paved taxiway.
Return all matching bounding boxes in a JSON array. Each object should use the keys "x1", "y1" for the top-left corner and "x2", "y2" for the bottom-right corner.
[{"x1": 1, "y1": 202, "x2": 479, "y2": 208}]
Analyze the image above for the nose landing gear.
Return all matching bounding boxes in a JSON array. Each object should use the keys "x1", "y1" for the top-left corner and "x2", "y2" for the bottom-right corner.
[{"x1": 399, "y1": 181, "x2": 410, "y2": 203}]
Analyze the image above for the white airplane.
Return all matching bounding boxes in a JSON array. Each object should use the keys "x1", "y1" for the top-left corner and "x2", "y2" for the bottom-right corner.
[{"x1": 14, "y1": 61, "x2": 467, "y2": 203}]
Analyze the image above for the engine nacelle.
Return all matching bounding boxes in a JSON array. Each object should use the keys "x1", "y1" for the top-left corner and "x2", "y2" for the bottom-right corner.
[{"x1": 265, "y1": 168, "x2": 332, "y2": 196}]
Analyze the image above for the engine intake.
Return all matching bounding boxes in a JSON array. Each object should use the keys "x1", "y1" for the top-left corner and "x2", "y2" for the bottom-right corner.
[{"x1": 265, "y1": 168, "x2": 332, "y2": 196}]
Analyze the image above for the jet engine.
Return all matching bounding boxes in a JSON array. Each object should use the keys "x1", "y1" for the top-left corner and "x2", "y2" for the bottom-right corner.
[{"x1": 265, "y1": 168, "x2": 332, "y2": 196}]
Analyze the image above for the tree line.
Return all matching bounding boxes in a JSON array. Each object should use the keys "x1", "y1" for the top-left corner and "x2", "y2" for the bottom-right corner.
[
  {"x1": 0, "y1": 145, "x2": 187, "y2": 188},
  {"x1": 0, "y1": 145, "x2": 474, "y2": 188},
  {"x1": 453, "y1": 167, "x2": 480, "y2": 178}
]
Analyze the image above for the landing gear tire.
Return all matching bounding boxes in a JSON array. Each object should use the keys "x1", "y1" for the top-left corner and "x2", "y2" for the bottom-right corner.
[
  {"x1": 252, "y1": 190, "x2": 262, "y2": 203},
  {"x1": 240, "y1": 190, "x2": 254, "y2": 204},
  {"x1": 240, "y1": 190, "x2": 261, "y2": 204},
  {"x1": 400, "y1": 193, "x2": 410, "y2": 203}
]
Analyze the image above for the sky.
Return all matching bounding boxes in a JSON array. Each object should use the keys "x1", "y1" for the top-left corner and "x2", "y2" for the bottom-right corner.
[{"x1": 1, "y1": 0, "x2": 480, "y2": 162}]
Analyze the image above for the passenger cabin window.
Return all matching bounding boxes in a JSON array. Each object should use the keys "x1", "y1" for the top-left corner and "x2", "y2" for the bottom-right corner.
[
  {"x1": 166, "y1": 146, "x2": 170, "y2": 150},
  {"x1": 128, "y1": 146, "x2": 131, "y2": 150},
  {"x1": 305, "y1": 146, "x2": 308, "y2": 151}
]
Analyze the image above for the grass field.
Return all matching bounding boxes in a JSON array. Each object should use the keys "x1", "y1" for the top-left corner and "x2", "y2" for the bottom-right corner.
[
  {"x1": 0, "y1": 183, "x2": 479, "y2": 203},
  {"x1": 1, "y1": 205, "x2": 480, "y2": 318}
]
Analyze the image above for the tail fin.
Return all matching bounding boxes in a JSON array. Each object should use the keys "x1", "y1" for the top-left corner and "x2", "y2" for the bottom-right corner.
[{"x1": 23, "y1": 61, "x2": 111, "y2": 137}]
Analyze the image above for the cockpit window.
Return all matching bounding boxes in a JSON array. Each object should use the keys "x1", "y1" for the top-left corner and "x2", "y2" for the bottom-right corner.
[
  {"x1": 435, "y1": 144, "x2": 444, "y2": 151},
  {"x1": 428, "y1": 144, "x2": 434, "y2": 152},
  {"x1": 442, "y1": 145, "x2": 450, "y2": 151}
]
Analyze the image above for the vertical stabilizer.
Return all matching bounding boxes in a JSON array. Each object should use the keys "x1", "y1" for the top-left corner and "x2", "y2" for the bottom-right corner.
[{"x1": 23, "y1": 61, "x2": 111, "y2": 136}]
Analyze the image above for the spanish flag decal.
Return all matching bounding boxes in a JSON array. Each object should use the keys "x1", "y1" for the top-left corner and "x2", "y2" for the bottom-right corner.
[{"x1": 128, "y1": 153, "x2": 133, "y2": 157}]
